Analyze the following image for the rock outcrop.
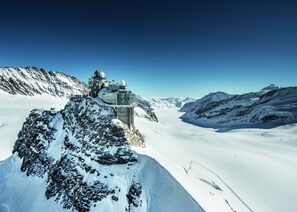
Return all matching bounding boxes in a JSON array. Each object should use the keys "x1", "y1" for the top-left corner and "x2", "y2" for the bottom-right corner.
[{"x1": 0, "y1": 97, "x2": 202, "y2": 212}]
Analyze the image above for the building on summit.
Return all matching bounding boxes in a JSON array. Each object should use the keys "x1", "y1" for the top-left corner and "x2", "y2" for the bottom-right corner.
[{"x1": 88, "y1": 70, "x2": 135, "y2": 128}]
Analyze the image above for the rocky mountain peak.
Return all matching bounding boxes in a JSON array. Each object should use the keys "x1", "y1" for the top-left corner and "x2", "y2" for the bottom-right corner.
[
  {"x1": 12, "y1": 97, "x2": 144, "y2": 211},
  {"x1": 261, "y1": 84, "x2": 280, "y2": 91},
  {"x1": 0, "y1": 96, "x2": 202, "y2": 212},
  {"x1": 0, "y1": 67, "x2": 88, "y2": 97}
]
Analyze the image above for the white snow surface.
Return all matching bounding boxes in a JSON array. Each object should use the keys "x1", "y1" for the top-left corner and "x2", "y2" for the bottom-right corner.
[
  {"x1": 1, "y1": 92, "x2": 297, "y2": 211},
  {"x1": 0, "y1": 96, "x2": 203, "y2": 212},
  {"x1": 0, "y1": 153, "x2": 202, "y2": 212},
  {"x1": 0, "y1": 91, "x2": 68, "y2": 160},
  {"x1": 135, "y1": 108, "x2": 297, "y2": 212}
]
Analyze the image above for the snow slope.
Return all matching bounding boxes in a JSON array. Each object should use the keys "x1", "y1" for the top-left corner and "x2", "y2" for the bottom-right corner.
[
  {"x1": 0, "y1": 154, "x2": 203, "y2": 212},
  {"x1": 135, "y1": 108, "x2": 297, "y2": 212},
  {"x1": 0, "y1": 90, "x2": 68, "y2": 160},
  {"x1": 0, "y1": 97, "x2": 203, "y2": 212}
]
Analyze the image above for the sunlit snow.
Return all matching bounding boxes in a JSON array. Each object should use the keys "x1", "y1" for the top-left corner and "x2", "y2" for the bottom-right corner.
[{"x1": 135, "y1": 108, "x2": 297, "y2": 212}]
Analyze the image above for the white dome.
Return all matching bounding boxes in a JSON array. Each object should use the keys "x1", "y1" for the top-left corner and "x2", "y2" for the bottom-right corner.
[
  {"x1": 95, "y1": 70, "x2": 106, "y2": 79},
  {"x1": 119, "y1": 80, "x2": 126, "y2": 86}
]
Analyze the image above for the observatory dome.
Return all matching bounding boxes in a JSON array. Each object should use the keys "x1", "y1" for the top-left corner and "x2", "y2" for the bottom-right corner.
[
  {"x1": 95, "y1": 70, "x2": 106, "y2": 79},
  {"x1": 119, "y1": 80, "x2": 126, "y2": 86}
]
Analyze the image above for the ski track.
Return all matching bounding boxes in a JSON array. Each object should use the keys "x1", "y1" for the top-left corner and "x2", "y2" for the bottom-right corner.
[
  {"x1": 135, "y1": 108, "x2": 297, "y2": 212},
  {"x1": 184, "y1": 160, "x2": 253, "y2": 212}
]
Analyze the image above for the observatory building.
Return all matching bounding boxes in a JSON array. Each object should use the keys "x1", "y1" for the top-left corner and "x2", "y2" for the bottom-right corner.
[{"x1": 88, "y1": 70, "x2": 135, "y2": 128}]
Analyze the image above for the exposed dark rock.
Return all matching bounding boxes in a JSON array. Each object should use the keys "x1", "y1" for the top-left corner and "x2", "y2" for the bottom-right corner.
[
  {"x1": 126, "y1": 181, "x2": 142, "y2": 210},
  {"x1": 12, "y1": 97, "x2": 144, "y2": 211}
]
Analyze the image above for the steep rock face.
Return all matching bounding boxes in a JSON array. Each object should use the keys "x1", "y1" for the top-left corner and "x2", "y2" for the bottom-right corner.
[
  {"x1": 181, "y1": 87, "x2": 297, "y2": 131},
  {"x1": 0, "y1": 97, "x2": 202, "y2": 212},
  {"x1": 0, "y1": 67, "x2": 88, "y2": 97}
]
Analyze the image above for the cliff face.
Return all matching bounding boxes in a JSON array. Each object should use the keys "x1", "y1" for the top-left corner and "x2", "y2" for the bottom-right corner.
[
  {"x1": 0, "y1": 97, "x2": 202, "y2": 212},
  {"x1": 0, "y1": 67, "x2": 88, "y2": 97}
]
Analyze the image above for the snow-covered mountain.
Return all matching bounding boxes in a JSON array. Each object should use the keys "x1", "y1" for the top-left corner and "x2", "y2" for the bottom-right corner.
[
  {"x1": 0, "y1": 67, "x2": 88, "y2": 97},
  {"x1": 180, "y1": 92, "x2": 233, "y2": 113},
  {"x1": 260, "y1": 84, "x2": 280, "y2": 93},
  {"x1": 0, "y1": 97, "x2": 202, "y2": 212},
  {"x1": 140, "y1": 96, "x2": 195, "y2": 110},
  {"x1": 0, "y1": 91, "x2": 68, "y2": 160},
  {"x1": 181, "y1": 86, "x2": 297, "y2": 131},
  {"x1": 134, "y1": 96, "x2": 195, "y2": 122},
  {"x1": 134, "y1": 96, "x2": 159, "y2": 122}
]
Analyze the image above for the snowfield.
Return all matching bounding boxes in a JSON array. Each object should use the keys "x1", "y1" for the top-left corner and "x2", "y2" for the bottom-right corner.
[
  {"x1": 1, "y1": 88, "x2": 297, "y2": 211},
  {"x1": 0, "y1": 153, "x2": 203, "y2": 212},
  {"x1": 0, "y1": 91, "x2": 68, "y2": 160},
  {"x1": 135, "y1": 108, "x2": 297, "y2": 212},
  {"x1": 0, "y1": 97, "x2": 203, "y2": 212}
]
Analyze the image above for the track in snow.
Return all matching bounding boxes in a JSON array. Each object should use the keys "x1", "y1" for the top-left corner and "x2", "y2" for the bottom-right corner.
[{"x1": 184, "y1": 160, "x2": 254, "y2": 212}]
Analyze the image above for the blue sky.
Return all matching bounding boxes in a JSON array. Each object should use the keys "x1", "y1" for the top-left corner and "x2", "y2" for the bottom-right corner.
[{"x1": 0, "y1": 0, "x2": 296, "y2": 97}]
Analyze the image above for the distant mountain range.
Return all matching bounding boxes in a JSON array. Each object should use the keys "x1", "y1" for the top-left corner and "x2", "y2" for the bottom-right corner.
[
  {"x1": 1, "y1": 67, "x2": 296, "y2": 131},
  {"x1": 134, "y1": 96, "x2": 195, "y2": 122},
  {"x1": 138, "y1": 96, "x2": 195, "y2": 109},
  {"x1": 0, "y1": 67, "x2": 88, "y2": 97},
  {"x1": 181, "y1": 85, "x2": 297, "y2": 131},
  {"x1": 0, "y1": 67, "x2": 194, "y2": 123}
]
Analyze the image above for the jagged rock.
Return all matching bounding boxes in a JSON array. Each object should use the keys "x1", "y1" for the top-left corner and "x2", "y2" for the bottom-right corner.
[
  {"x1": 0, "y1": 67, "x2": 88, "y2": 97},
  {"x1": 126, "y1": 181, "x2": 142, "y2": 209},
  {"x1": 12, "y1": 97, "x2": 144, "y2": 211}
]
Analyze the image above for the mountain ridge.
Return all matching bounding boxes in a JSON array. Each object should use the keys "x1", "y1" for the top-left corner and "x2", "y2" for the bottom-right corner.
[
  {"x1": 0, "y1": 67, "x2": 88, "y2": 97},
  {"x1": 181, "y1": 86, "x2": 297, "y2": 131}
]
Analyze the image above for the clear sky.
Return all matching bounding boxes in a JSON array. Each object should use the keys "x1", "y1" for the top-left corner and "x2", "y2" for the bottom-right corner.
[{"x1": 0, "y1": 0, "x2": 296, "y2": 97}]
